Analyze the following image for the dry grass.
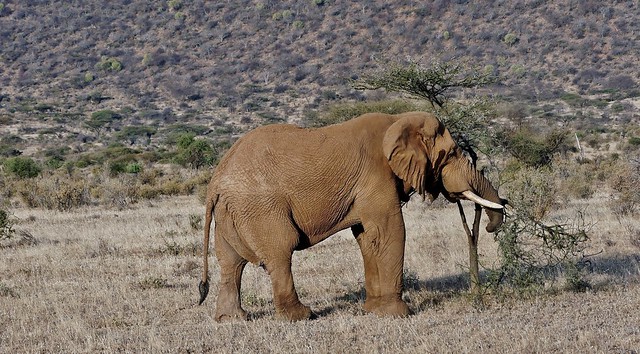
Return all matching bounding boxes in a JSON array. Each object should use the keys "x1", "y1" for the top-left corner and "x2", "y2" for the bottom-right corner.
[{"x1": 1, "y1": 196, "x2": 639, "y2": 353}]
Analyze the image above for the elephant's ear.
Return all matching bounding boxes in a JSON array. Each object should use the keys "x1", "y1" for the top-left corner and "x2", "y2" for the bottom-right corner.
[{"x1": 382, "y1": 117, "x2": 433, "y2": 198}]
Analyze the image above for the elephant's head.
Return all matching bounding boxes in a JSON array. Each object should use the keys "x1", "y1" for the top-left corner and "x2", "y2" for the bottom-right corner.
[{"x1": 382, "y1": 112, "x2": 504, "y2": 232}]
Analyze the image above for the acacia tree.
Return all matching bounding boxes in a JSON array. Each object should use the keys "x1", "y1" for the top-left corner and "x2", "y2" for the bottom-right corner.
[
  {"x1": 353, "y1": 58, "x2": 496, "y2": 293},
  {"x1": 352, "y1": 58, "x2": 590, "y2": 296},
  {"x1": 352, "y1": 59, "x2": 495, "y2": 109}
]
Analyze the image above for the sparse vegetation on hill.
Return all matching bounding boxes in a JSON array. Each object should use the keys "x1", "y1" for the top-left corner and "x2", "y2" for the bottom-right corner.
[
  {"x1": 1, "y1": 1, "x2": 640, "y2": 351},
  {"x1": 1, "y1": 1, "x2": 639, "y2": 161}
]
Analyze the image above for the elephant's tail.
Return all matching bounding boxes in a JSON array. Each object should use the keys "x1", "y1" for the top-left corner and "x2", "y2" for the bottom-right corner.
[{"x1": 199, "y1": 193, "x2": 218, "y2": 305}]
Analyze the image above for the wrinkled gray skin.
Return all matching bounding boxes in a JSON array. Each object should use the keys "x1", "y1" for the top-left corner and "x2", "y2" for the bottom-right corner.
[{"x1": 199, "y1": 112, "x2": 504, "y2": 321}]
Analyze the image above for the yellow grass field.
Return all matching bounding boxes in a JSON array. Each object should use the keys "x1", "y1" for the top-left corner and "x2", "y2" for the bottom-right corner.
[{"x1": 1, "y1": 196, "x2": 639, "y2": 353}]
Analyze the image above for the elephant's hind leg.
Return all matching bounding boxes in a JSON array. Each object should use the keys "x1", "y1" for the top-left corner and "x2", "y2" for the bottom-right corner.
[
  {"x1": 257, "y1": 219, "x2": 313, "y2": 321},
  {"x1": 214, "y1": 230, "x2": 248, "y2": 322},
  {"x1": 267, "y1": 252, "x2": 313, "y2": 321}
]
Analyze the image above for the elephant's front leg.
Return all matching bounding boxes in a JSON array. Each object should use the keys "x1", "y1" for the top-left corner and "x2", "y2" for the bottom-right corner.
[{"x1": 353, "y1": 211, "x2": 410, "y2": 317}]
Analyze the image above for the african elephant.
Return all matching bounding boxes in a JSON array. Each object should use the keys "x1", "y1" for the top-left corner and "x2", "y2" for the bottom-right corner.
[{"x1": 199, "y1": 111, "x2": 504, "y2": 321}]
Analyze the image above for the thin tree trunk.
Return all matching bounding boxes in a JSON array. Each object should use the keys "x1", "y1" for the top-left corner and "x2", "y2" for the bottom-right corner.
[{"x1": 456, "y1": 201, "x2": 482, "y2": 294}]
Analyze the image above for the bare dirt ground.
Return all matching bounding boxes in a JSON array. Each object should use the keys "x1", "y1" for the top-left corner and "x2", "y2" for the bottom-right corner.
[{"x1": 1, "y1": 196, "x2": 639, "y2": 353}]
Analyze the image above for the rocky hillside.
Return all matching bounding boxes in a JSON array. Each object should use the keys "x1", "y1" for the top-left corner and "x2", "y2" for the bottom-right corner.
[{"x1": 1, "y1": 0, "x2": 639, "y2": 155}]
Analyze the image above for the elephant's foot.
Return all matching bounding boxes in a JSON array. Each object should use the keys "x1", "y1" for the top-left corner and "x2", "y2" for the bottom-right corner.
[
  {"x1": 363, "y1": 296, "x2": 411, "y2": 317},
  {"x1": 275, "y1": 302, "x2": 314, "y2": 321},
  {"x1": 215, "y1": 307, "x2": 248, "y2": 322}
]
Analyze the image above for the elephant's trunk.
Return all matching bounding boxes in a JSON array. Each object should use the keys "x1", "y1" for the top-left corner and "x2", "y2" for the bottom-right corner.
[{"x1": 470, "y1": 169, "x2": 504, "y2": 233}]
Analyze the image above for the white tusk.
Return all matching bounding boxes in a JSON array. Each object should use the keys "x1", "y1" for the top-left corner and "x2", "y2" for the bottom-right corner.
[{"x1": 462, "y1": 190, "x2": 504, "y2": 209}]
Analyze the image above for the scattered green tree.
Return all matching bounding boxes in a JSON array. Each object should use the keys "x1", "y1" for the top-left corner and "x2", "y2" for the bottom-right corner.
[
  {"x1": 4, "y1": 157, "x2": 41, "y2": 179},
  {"x1": 174, "y1": 134, "x2": 216, "y2": 169},
  {"x1": 352, "y1": 58, "x2": 495, "y2": 108},
  {"x1": 86, "y1": 110, "x2": 122, "y2": 136}
]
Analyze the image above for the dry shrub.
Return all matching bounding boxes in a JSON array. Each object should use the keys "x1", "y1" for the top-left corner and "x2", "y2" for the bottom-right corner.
[
  {"x1": 195, "y1": 183, "x2": 208, "y2": 204},
  {"x1": 608, "y1": 156, "x2": 640, "y2": 217},
  {"x1": 555, "y1": 158, "x2": 595, "y2": 200},
  {"x1": 138, "y1": 167, "x2": 163, "y2": 185},
  {"x1": 503, "y1": 164, "x2": 557, "y2": 220},
  {"x1": 15, "y1": 175, "x2": 91, "y2": 211},
  {"x1": 8, "y1": 165, "x2": 207, "y2": 210},
  {"x1": 182, "y1": 170, "x2": 212, "y2": 193},
  {"x1": 159, "y1": 179, "x2": 184, "y2": 196},
  {"x1": 494, "y1": 161, "x2": 591, "y2": 294},
  {"x1": 0, "y1": 207, "x2": 15, "y2": 240},
  {"x1": 1, "y1": 230, "x2": 38, "y2": 248},
  {"x1": 100, "y1": 176, "x2": 139, "y2": 209},
  {"x1": 137, "y1": 184, "x2": 161, "y2": 200}
]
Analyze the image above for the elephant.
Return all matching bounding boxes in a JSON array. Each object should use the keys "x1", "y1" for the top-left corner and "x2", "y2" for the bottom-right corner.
[{"x1": 198, "y1": 111, "x2": 504, "y2": 321}]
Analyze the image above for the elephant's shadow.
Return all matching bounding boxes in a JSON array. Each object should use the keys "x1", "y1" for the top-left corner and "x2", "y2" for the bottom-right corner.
[
  {"x1": 313, "y1": 272, "x2": 475, "y2": 318},
  {"x1": 315, "y1": 253, "x2": 640, "y2": 319}
]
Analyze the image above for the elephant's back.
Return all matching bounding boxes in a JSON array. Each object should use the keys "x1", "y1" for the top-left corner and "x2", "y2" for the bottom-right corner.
[
  {"x1": 223, "y1": 123, "x2": 329, "y2": 162},
  {"x1": 211, "y1": 123, "x2": 345, "y2": 192}
]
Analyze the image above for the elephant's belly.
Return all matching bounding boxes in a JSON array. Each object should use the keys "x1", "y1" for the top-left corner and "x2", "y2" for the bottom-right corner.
[{"x1": 293, "y1": 216, "x2": 359, "y2": 250}]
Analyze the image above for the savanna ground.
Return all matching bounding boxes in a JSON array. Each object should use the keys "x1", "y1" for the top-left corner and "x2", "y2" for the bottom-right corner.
[{"x1": 1, "y1": 194, "x2": 639, "y2": 353}]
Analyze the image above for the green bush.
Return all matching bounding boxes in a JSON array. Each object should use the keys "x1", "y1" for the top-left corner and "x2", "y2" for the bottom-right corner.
[
  {"x1": 96, "y1": 56, "x2": 123, "y2": 72},
  {"x1": 4, "y1": 157, "x2": 41, "y2": 178},
  {"x1": 503, "y1": 32, "x2": 518, "y2": 46},
  {"x1": 163, "y1": 124, "x2": 210, "y2": 144},
  {"x1": 43, "y1": 147, "x2": 68, "y2": 170},
  {"x1": 125, "y1": 163, "x2": 142, "y2": 174},
  {"x1": 498, "y1": 128, "x2": 567, "y2": 167},
  {"x1": 108, "y1": 161, "x2": 127, "y2": 176},
  {"x1": 84, "y1": 72, "x2": 95, "y2": 83},
  {"x1": 46, "y1": 156, "x2": 64, "y2": 169},
  {"x1": 91, "y1": 109, "x2": 121, "y2": 122},
  {"x1": 281, "y1": 10, "x2": 293, "y2": 21},
  {"x1": 174, "y1": 11, "x2": 185, "y2": 21},
  {"x1": 174, "y1": 134, "x2": 216, "y2": 169}
]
